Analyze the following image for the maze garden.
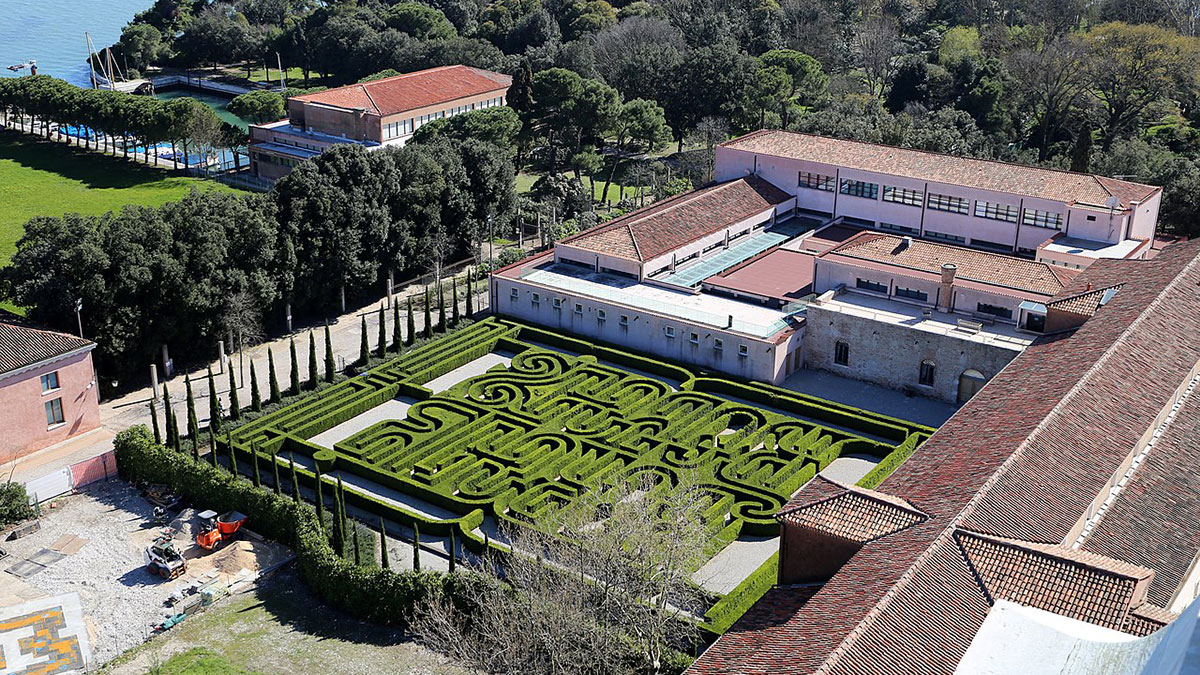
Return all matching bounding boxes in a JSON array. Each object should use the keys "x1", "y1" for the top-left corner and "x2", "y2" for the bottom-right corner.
[{"x1": 231, "y1": 318, "x2": 931, "y2": 563}]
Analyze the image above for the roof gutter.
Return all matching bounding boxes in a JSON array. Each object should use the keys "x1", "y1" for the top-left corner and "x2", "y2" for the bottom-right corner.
[{"x1": 0, "y1": 343, "x2": 96, "y2": 386}]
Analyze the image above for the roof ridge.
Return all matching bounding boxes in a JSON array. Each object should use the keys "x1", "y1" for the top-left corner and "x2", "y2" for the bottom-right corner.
[
  {"x1": 959, "y1": 530, "x2": 1156, "y2": 579},
  {"x1": 360, "y1": 84, "x2": 380, "y2": 115},
  {"x1": 1049, "y1": 283, "x2": 1124, "y2": 306}
]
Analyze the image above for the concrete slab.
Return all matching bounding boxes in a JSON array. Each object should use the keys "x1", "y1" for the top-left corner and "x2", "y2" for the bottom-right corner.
[
  {"x1": 820, "y1": 453, "x2": 881, "y2": 484},
  {"x1": 782, "y1": 369, "x2": 956, "y2": 429},
  {"x1": 692, "y1": 536, "x2": 779, "y2": 595}
]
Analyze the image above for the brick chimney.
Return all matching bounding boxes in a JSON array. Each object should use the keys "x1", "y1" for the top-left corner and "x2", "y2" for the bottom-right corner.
[{"x1": 937, "y1": 263, "x2": 957, "y2": 313}]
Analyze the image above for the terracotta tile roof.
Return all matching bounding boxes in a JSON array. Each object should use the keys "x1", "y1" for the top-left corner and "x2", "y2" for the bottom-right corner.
[
  {"x1": 688, "y1": 240, "x2": 1200, "y2": 675},
  {"x1": 291, "y1": 65, "x2": 511, "y2": 117},
  {"x1": 721, "y1": 130, "x2": 1160, "y2": 209},
  {"x1": 824, "y1": 231, "x2": 1077, "y2": 296},
  {"x1": 0, "y1": 311, "x2": 94, "y2": 377},
  {"x1": 1081, "y1": 390, "x2": 1200, "y2": 608},
  {"x1": 778, "y1": 485, "x2": 926, "y2": 544},
  {"x1": 559, "y1": 176, "x2": 792, "y2": 262},
  {"x1": 1123, "y1": 604, "x2": 1178, "y2": 636},
  {"x1": 1045, "y1": 285, "x2": 1122, "y2": 316}
]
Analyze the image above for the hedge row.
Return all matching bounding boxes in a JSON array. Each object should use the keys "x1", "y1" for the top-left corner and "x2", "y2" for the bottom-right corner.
[{"x1": 701, "y1": 552, "x2": 780, "y2": 634}]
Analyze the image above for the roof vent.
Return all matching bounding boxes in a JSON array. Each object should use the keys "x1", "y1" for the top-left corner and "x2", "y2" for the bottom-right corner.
[{"x1": 900, "y1": 236, "x2": 913, "y2": 250}]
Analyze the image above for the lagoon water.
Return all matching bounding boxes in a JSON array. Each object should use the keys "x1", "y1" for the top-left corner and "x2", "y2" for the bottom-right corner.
[{"x1": 0, "y1": 0, "x2": 154, "y2": 87}]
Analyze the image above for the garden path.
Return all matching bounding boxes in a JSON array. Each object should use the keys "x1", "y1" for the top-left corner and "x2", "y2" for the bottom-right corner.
[{"x1": 691, "y1": 536, "x2": 779, "y2": 595}]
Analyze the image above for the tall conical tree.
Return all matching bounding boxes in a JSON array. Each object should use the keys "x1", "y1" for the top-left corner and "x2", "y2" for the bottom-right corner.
[
  {"x1": 392, "y1": 302, "x2": 401, "y2": 351},
  {"x1": 185, "y1": 376, "x2": 200, "y2": 456},
  {"x1": 228, "y1": 369, "x2": 241, "y2": 421},
  {"x1": 208, "y1": 427, "x2": 217, "y2": 467},
  {"x1": 324, "y1": 322, "x2": 336, "y2": 382},
  {"x1": 377, "y1": 304, "x2": 387, "y2": 359},
  {"x1": 465, "y1": 268, "x2": 474, "y2": 317},
  {"x1": 251, "y1": 442, "x2": 262, "y2": 487},
  {"x1": 437, "y1": 283, "x2": 446, "y2": 333},
  {"x1": 423, "y1": 287, "x2": 432, "y2": 339},
  {"x1": 353, "y1": 522, "x2": 362, "y2": 565},
  {"x1": 150, "y1": 402, "x2": 162, "y2": 445},
  {"x1": 448, "y1": 529, "x2": 457, "y2": 573},
  {"x1": 315, "y1": 472, "x2": 325, "y2": 533},
  {"x1": 290, "y1": 453, "x2": 300, "y2": 502},
  {"x1": 413, "y1": 522, "x2": 421, "y2": 571},
  {"x1": 307, "y1": 330, "x2": 318, "y2": 389},
  {"x1": 337, "y1": 476, "x2": 349, "y2": 547},
  {"x1": 379, "y1": 517, "x2": 390, "y2": 569},
  {"x1": 206, "y1": 366, "x2": 221, "y2": 434},
  {"x1": 406, "y1": 297, "x2": 415, "y2": 346},
  {"x1": 331, "y1": 479, "x2": 345, "y2": 555},
  {"x1": 288, "y1": 337, "x2": 300, "y2": 396},
  {"x1": 359, "y1": 315, "x2": 369, "y2": 365},
  {"x1": 163, "y1": 383, "x2": 177, "y2": 450},
  {"x1": 267, "y1": 348, "x2": 281, "y2": 402},
  {"x1": 451, "y1": 277, "x2": 460, "y2": 327},
  {"x1": 249, "y1": 362, "x2": 262, "y2": 412},
  {"x1": 227, "y1": 430, "x2": 237, "y2": 476},
  {"x1": 272, "y1": 449, "x2": 282, "y2": 495}
]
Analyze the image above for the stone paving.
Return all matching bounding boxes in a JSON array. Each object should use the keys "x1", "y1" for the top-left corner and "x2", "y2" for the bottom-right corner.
[{"x1": 692, "y1": 536, "x2": 779, "y2": 595}]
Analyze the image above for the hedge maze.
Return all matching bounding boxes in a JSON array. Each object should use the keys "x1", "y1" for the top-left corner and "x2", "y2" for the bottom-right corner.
[{"x1": 231, "y1": 318, "x2": 932, "y2": 560}]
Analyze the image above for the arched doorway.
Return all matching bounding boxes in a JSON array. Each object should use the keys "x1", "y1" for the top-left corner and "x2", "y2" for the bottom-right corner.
[{"x1": 958, "y1": 369, "x2": 986, "y2": 404}]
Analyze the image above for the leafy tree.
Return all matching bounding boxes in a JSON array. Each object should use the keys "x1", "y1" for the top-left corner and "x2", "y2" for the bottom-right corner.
[
  {"x1": 423, "y1": 287, "x2": 433, "y2": 339},
  {"x1": 228, "y1": 91, "x2": 286, "y2": 124},
  {"x1": 384, "y1": 3, "x2": 458, "y2": 39},
  {"x1": 759, "y1": 49, "x2": 828, "y2": 127},
  {"x1": 116, "y1": 23, "x2": 166, "y2": 72},
  {"x1": 601, "y1": 99, "x2": 670, "y2": 202},
  {"x1": 437, "y1": 283, "x2": 447, "y2": 332},
  {"x1": 185, "y1": 376, "x2": 200, "y2": 449},
  {"x1": 410, "y1": 107, "x2": 522, "y2": 147},
  {"x1": 451, "y1": 277, "x2": 460, "y2": 326}
]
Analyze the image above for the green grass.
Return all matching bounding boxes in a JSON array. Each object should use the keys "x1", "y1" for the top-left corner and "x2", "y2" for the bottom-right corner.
[
  {"x1": 516, "y1": 171, "x2": 634, "y2": 206},
  {"x1": 149, "y1": 648, "x2": 258, "y2": 675},
  {"x1": 0, "y1": 131, "x2": 234, "y2": 268}
]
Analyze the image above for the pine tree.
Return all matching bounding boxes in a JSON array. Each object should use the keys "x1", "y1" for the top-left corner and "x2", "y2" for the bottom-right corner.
[
  {"x1": 267, "y1": 348, "x2": 281, "y2": 402},
  {"x1": 377, "y1": 304, "x2": 387, "y2": 359},
  {"x1": 307, "y1": 330, "x2": 318, "y2": 389},
  {"x1": 150, "y1": 402, "x2": 162, "y2": 445},
  {"x1": 272, "y1": 450, "x2": 281, "y2": 495},
  {"x1": 227, "y1": 431, "x2": 237, "y2": 475},
  {"x1": 249, "y1": 362, "x2": 262, "y2": 412},
  {"x1": 406, "y1": 297, "x2": 415, "y2": 346},
  {"x1": 353, "y1": 522, "x2": 362, "y2": 565},
  {"x1": 315, "y1": 472, "x2": 325, "y2": 533},
  {"x1": 185, "y1": 376, "x2": 200, "y2": 452},
  {"x1": 359, "y1": 315, "x2": 369, "y2": 366},
  {"x1": 423, "y1": 287, "x2": 432, "y2": 339},
  {"x1": 206, "y1": 366, "x2": 221, "y2": 434},
  {"x1": 451, "y1": 277, "x2": 460, "y2": 327},
  {"x1": 290, "y1": 453, "x2": 300, "y2": 502},
  {"x1": 228, "y1": 369, "x2": 241, "y2": 421},
  {"x1": 437, "y1": 283, "x2": 446, "y2": 333},
  {"x1": 465, "y1": 268, "x2": 474, "y2": 317},
  {"x1": 380, "y1": 518, "x2": 390, "y2": 570},
  {"x1": 324, "y1": 322, "x2": 336, "y2": 382},
  {"x1": 413, "y1": 522, "x2": 421, "y2": 571},
  {"x1": 251, "y1": 443, "x2": 262, "y2": 487},
  {"x1": 288, "y1": 337, "x2": 300, "y2": 396},
  {"x1": 392, "y1": 302, "x2": 401, "y2": 351},
  {"x1": 448, "y1": 529, "x2": 457, "y2": 573}
]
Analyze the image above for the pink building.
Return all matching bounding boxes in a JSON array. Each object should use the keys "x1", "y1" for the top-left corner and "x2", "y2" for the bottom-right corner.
[{"x1": 0, "y1": 314, "x2": 100, "y2": 460}]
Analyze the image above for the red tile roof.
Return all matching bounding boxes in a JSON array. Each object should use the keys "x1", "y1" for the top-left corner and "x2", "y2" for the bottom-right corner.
[
  {"x1": 0, "y1": 311, "x2": 94, "y2": 377},
  {"x1": 823, "y1": 231, "x2": 1078, "y2": 296},
  {"x1": 559, "y1": 176, "x2": 792, "y2": 262},
  {"x1": 779, "y1": 478, "x2": 927, "y2": 544},
  {"x1": 291, "y1": 65, "x2": 511, "y2": 117},
  {"x1": 721, "y1": 130, "x2": 1161, "y2": 209},
  {"x1": 689, "y1": 239, "x2": 1200, "y2": 675},
  {"x1": 1045, "y1": 285, "x2": 1122, "y2": 316}
]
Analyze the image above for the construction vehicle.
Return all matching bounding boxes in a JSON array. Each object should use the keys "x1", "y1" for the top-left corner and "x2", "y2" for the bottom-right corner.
[
  {"x1": 146, "y1": 533, "x2": 187, "y2": 580},
  {"x1": 195, "y1": 510, "x2": 247, "y2": 551}
]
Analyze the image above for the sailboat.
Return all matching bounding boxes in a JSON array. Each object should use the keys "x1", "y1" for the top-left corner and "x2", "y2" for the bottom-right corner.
[{"x1": 6, "y1": 59, "x2": 36, "y2": 72}]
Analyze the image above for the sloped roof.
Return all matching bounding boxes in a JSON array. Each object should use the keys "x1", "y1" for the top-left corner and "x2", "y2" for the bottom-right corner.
[
  {"x1": 0, "y1": 311, "x2": 94, "y2": 377},
  {"x1": 689, "y1": 240, "x2": 1200, "y2": 675},
  {"x1": 1046, "y1": 285, "x2": 1122, "y2": 316},
  {"x1": 720, "y1": 130, "x2": 1161, "y2": 209},
  {"x1": 291, "y1": 65, "x2": 511, "y2": 117},
  {"x1": 559, "y1": 176, "x2": 792, "y2": 262},
  {"x1": 779, "y1": 478, "x2": 926, "y2": 544},
  {"x1": 823, "y1": 231, "x2": 1078, "y2": 296}
]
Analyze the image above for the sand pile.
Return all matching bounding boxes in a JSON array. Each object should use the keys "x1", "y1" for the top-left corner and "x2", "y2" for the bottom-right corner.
[{"x1": 213, "y1": 541, "x2": 262, "y2": 575}]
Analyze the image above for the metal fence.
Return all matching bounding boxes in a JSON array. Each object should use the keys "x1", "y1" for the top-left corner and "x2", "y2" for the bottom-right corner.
[{"x1": 24, "y1": 451, "x2": 116, "y2": 504}]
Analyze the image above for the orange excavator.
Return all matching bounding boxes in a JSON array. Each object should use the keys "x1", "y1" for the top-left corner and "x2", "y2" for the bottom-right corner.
[{"x1": 195, "y1": 510, "x2": 247, "y2": 551}]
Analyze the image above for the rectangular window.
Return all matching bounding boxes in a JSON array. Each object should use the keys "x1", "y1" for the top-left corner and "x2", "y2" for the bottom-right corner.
[
  {"x1": 974, "y1": 200, "x2": 1019, "y2": 223},
  {"x1": 798, "y1": 171, "x2": 836, "y2": 192},
  {"x1": 882, "y1": 185, "x2": 923, "y2": 207},
  {"x1": 895, "y1": 287, "x2": 928, "y2": 302},
  {"x1": 919, "y1": 361, "x2": 936, "y2": 386},
  {"x1": 927, "y1": 193, "x2": 969, "y2": 214},
  {"x1": 737, "y1": 344, "x2": 749, "y2": 358},
  {"x1": 619, "y1": 314, "x2": 629, "y2": 327},
  {"x1": 41, "y1": 371, "x2": 59, "y2": 392},
  {"x1": 834, "y1": 341, "x2": 849, "y2": 366},
  {"x1": 574, "y1": 303, "x2": 583, "y2": 316},
  {"x1": 664, "y1": 326, "x2": 676, "y2": 338},
  {"x1": 714, "y1": 338, "x2": 723, "y2": 351},
  {"x1": 531, "y1": 292, "x2": 540, "y2": 306},
  {"x1": 1022, "y1": 208, "x2": 1063, "y2": 229},
  {"x1": 977, "y1": 302, "x2": 1013, "y2": 319},
  {"x1": 552, "y1": 298, "x2": 562, "y2": 310},
  {"x1": 597, "y1": 309, "x2": 606, "y2": 321},
  {"x1": 880, "y1": 222, "x2": 918, "y2": 235},
  {"x1": 856, "y1": 278, "x2": 888, "y2": 294},
  {"x1": 689, "y1": 332, "x2": 699, "y2": 345},
  {"x1": 971, "y1": 238, "x2": 1011, "y2": 253},
  {"x1": 509, "y1": 288, "x2": 519, "y2": 300},
  {"x1": 925, "y1": 230, "x2": 967, "y2": 244},
  {"x1": 839, "y1": 179, "x2": 878, "y2": 200},
  {"x1": 45, "y1": 398, "x2": 64, "y2": 426}
]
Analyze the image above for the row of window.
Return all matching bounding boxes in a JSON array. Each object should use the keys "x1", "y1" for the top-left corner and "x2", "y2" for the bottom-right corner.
[
  {"x1": 833, "y1": 340, "x2": 937, "y2": 386},
  {"x1": 382, "y1": 97, "x2": 505, "y2": 140},
  {"x1": 798, "y1": 170, "x2": 1065, "y2": 230}
]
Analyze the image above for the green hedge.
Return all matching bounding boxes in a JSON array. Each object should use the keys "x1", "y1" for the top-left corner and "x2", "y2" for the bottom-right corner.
[{"x1": 702, "y1": 552, "x2": 779, "y2": 634}]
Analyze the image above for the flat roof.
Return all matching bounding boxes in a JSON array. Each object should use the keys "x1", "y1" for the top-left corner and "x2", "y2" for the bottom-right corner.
[
  {"x1": 703, "y1": 248, "x2": 815, "y2": 302},
  {"x1": 514, "y1": 261, "x2": 799, "y2": 339},
  {"x1": 1041, "y1": 236, "x2": 1146, "y2": 260},
  {"x1": 721, "y1": 130, "x2": 1160, "y2": 210}
]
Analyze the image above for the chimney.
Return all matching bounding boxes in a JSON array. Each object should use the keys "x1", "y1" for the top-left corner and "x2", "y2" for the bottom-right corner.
[
  {"x1": 900, "y1": 236, "x2": 913, "y2": 250},
  {"x1": 937, "y1": 263, "x2": 957, "y2": 313},
  {"x1": 1086, "y1": 282, "x2": 1093, "y2": 291}
]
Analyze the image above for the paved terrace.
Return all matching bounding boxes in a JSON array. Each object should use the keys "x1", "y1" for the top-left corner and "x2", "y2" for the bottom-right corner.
[{"x1": 519, "y1": 263, "x2": 800, "y2": 339}]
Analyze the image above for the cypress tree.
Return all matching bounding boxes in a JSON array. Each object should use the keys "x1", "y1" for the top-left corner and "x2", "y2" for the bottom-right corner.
[
  {"x1": 331, "y1": 479, "x2": 345, "y2": 555},
  {"x1": 227, "y1": 430, "x2": 237, "y2": 476},
  {"x1": 150, "y1": 402, "x2": 162, "y2": 445},
  {"x1": 251, "y1": 442, "x2": 262, "y2": 487},
  {"x1": 359, "y1": 315, "x2": 369, "y2": 365},
  {"x1": 353, "y1": 522, "x2": 362, "y2": 565},
  {"x1": 272, "y1": 450, "x2": 281, "y2": 495},
  {"x1": 392, "y1": 302, "x2": 401, "y2": 351},
  {"x1": 249, "y1": 362, "x2": 262, "y2": 412},
  {"x1": 380, "y1": 518, "x2": 390, "y2": 569},
  {"x1": 423, "y1": 287, "x2": 432, "y2": 339},
  {"x1": 206, "y1": 366, "x2": 221, "y2": 434},
  {"x1": 288, "y1": 337, "x2": 300, "y2": 396},
  {"x1": 164, "y1": 384, "x2": 177, "y2": 449},
  {"x1": 377, "y1": 304, "x2": 387, "y2": 359},
  {"x1": 290, "y1": 453, "x2": 300, "y2": 502},
  {"x1": 185, "y1": 376, "x2": 200, "y2": 454},
  {"x1": 413, "y1": 522, "x2": 421, "y2": 571},
  {"x1": 267, "y1": 348, "x2": 281, "y2": 402},
  {"x1": 161, "y1": 382, "x2": 171, "y2": 413},
  {"x1": 465, "y1": 268, "x2": 474, "y2": 317},
  {"x1": 228, "y1": 369, "x2": 241, "y2": 421},
  {"x1": 448, "y1": 529, "x2": 457, "y2": 573},
  {"x1": 307, "y1": 330, "x2": 318, "y2": 389},
  {"x1": 451, "y1": 277, "x2": 460, "y2": 327},
  {"x1": 406, "y1": 297, "x2": 415, "y2": 346},
  {"x1": 315, "y1": 472, "x2": 325, "y2": 533},
  {"x1": 208, "y1": 427, "x2": 218, "y2": 467},
  {"x1": 324, "y1": 322, "x2": 336, "y2": 382},
  {"x1": 337, "y1": 476, "x2": 349, "y2": 545},
  {"x1": 437, "y1": 282, "x2": 446, "y2": 333}
]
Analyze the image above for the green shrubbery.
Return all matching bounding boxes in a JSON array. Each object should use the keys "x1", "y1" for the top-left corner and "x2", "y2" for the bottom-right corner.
[{"x1": 0, "y1": 482, "x2": 34, "y2": 526}]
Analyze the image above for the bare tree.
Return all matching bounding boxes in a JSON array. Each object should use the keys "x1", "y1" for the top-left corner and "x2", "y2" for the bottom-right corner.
[
  {"x1": 854, "y1": 17, "x2": 904, "y2": 98},
  {"x1": 413, "y1": 471, "x2": 712, "y2": 675},
  {"x1": 1007, "y1": 36, "x2": 1090, "y2": 161},
  {"x1": 686, "y1": 116, "x2": 730, "y2": 184},
  {"x1": 223, "y1": 291, "x2": 265, "y2": 380}
]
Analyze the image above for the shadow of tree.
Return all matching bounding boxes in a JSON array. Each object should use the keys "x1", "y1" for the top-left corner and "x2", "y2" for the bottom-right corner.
[{"x1": 0, "y1": 129, "x2": 176, "y2": 190}]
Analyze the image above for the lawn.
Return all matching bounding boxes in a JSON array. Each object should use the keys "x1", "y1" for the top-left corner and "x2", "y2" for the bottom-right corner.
[
  {"x1": 0, "y1": 131, "x2": 235, "y2": 267},
  {"x1": 516, "y1": 171, "x2": 635, "y2": 206}
]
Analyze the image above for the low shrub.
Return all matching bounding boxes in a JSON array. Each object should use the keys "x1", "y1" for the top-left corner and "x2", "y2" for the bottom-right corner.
[{"x1": 0, "y1": 482, "x2": 34, "y2": 526}]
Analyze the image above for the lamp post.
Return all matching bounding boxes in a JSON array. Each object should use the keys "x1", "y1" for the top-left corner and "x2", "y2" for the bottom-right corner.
[{"x1": 74, "y1": 298, "x2": 83, "y2": 338}]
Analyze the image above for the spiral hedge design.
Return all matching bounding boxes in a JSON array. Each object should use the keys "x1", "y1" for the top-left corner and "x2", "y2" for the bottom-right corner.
[{"x1": 231, "y1": 318, "x2": 932, "y2": 550}]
